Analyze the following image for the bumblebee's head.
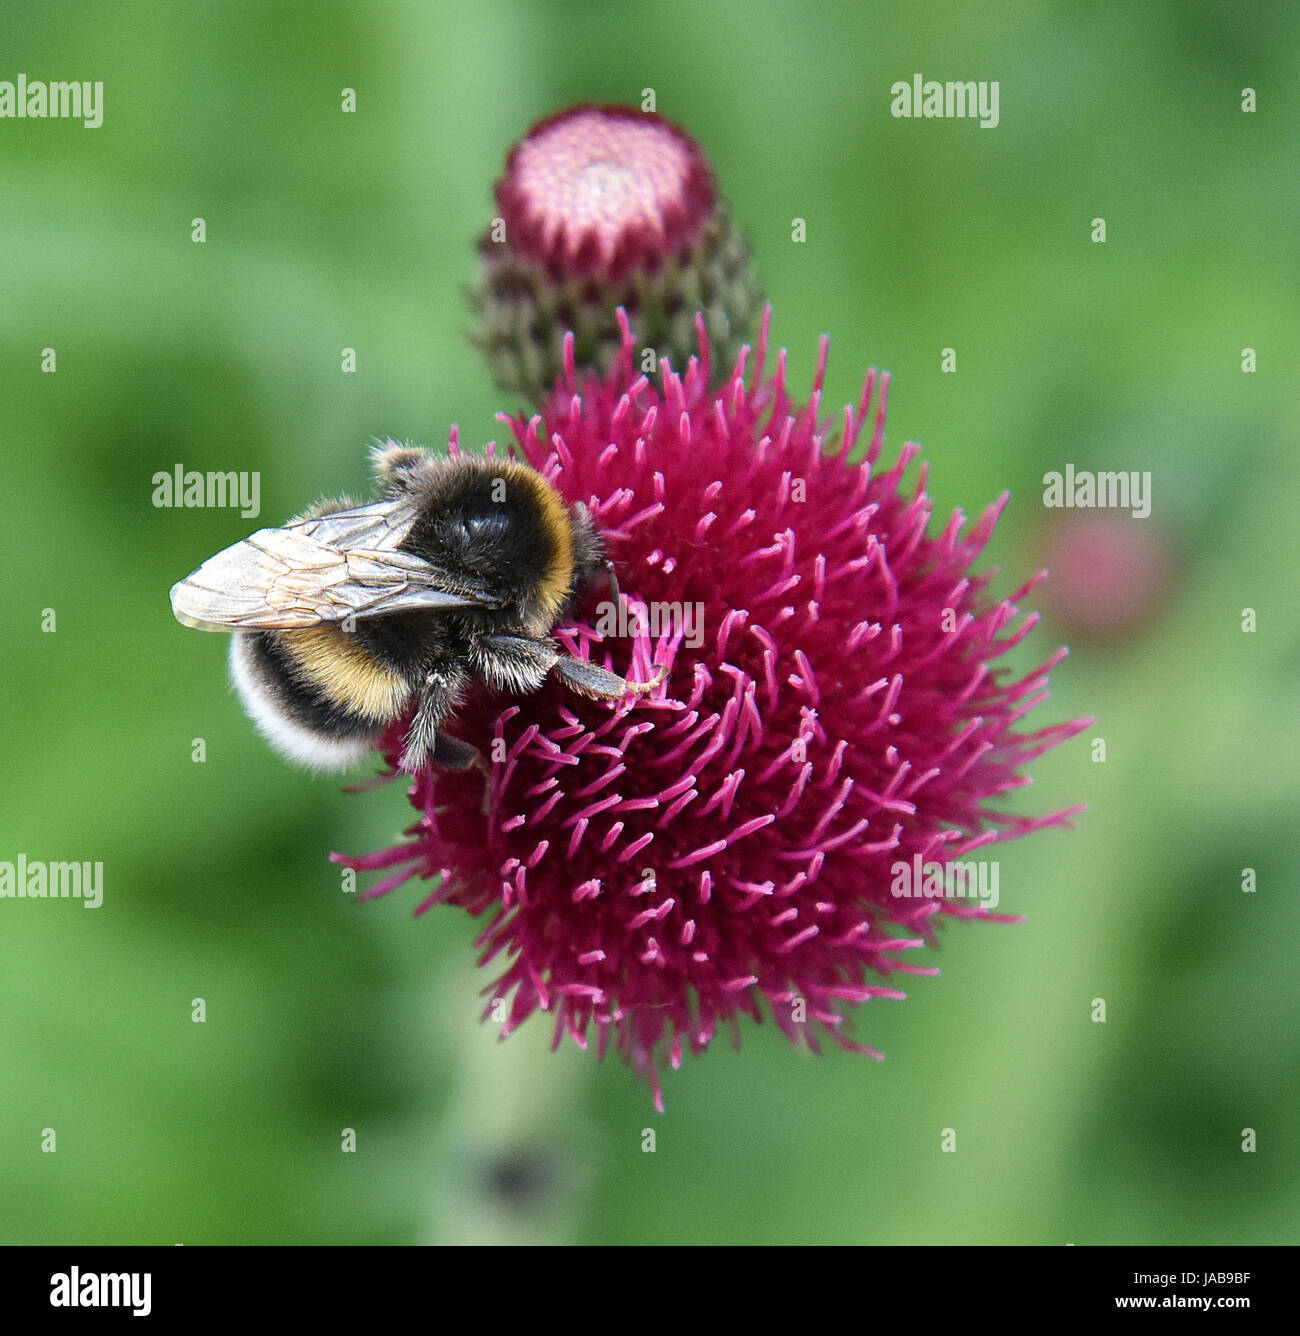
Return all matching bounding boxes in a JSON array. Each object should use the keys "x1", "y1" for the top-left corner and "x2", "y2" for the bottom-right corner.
[{"x1": 372, "y1": 441, "x2": 439, "y2": 494}]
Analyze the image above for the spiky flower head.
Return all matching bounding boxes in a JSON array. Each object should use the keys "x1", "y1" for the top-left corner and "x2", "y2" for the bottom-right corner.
[
  {"x1": 472, "y1": 103, "x2": 760, "y2": 404},
  {"x1": 339, "y1": 311, "x2": 1089, "y2": 1109}
]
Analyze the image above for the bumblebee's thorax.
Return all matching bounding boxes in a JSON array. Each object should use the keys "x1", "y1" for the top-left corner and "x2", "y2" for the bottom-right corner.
[{"x1": 397, "y1": 458, "x2": 576, "y2": 635}]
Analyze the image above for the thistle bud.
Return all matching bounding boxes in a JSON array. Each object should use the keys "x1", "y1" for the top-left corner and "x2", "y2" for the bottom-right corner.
[{"x1": 472, "y1": 103, "x2": 761, "y2": 401}]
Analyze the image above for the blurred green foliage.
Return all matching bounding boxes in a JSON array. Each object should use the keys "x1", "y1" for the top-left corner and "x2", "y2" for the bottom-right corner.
[{"x1": 1, "y1": 0, "x2": 1296, "y2": 1244}]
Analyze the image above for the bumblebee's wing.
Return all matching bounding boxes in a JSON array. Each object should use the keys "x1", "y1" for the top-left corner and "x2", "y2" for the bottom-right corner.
[{"x1": 170, "y1": 498, "x2": 499, "y2": 631}]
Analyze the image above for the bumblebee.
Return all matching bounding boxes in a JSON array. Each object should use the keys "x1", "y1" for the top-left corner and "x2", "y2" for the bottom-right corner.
[{"x1": 169, "y1": 443, "x2": 659, "y2": 773}]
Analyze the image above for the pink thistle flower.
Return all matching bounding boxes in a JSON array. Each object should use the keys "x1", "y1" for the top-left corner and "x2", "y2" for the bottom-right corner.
[
  {"x1": 473, "y1": 103, "x2": 760, "y2": 403},
  {"x1": 1033, "y1": 511, "x2": 1176, "y2": 643},
  {"x1": 338, "y1": 310, "x2": 1090, "y2": 1109}
]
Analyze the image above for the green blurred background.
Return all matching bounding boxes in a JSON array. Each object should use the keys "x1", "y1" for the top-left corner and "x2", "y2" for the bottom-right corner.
[{"x1": 1, "y1": 0, "x2": 1296, "y2": 1244}]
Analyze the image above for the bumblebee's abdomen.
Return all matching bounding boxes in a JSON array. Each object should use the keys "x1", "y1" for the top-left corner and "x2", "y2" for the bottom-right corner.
[{"x1": 229, "y1": 628, "x2": 411, "y2": 771}]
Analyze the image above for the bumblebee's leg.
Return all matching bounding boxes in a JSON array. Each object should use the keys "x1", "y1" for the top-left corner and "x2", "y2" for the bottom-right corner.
[
  {"x1": 475, "y1": 634, "x2": 558, "y2": 695},
  {"x1": 430, "y1": 732, "x2": 482, "y2": 771},
  {"x1": 551, "y1": 653, "x2": 666, "y2": 701},
  {"x1": 432, "y1": 730, "x2": 491, "y2": 812},
  {"x1": 602, "y1": 559, "x2": 621, "y2": 609},
  {"x1": 477, "y1": 633, "x2": 666, "y2": 703},
  {"x1": 400, "y1": 662, "x2": 467, "y2": 772}
]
